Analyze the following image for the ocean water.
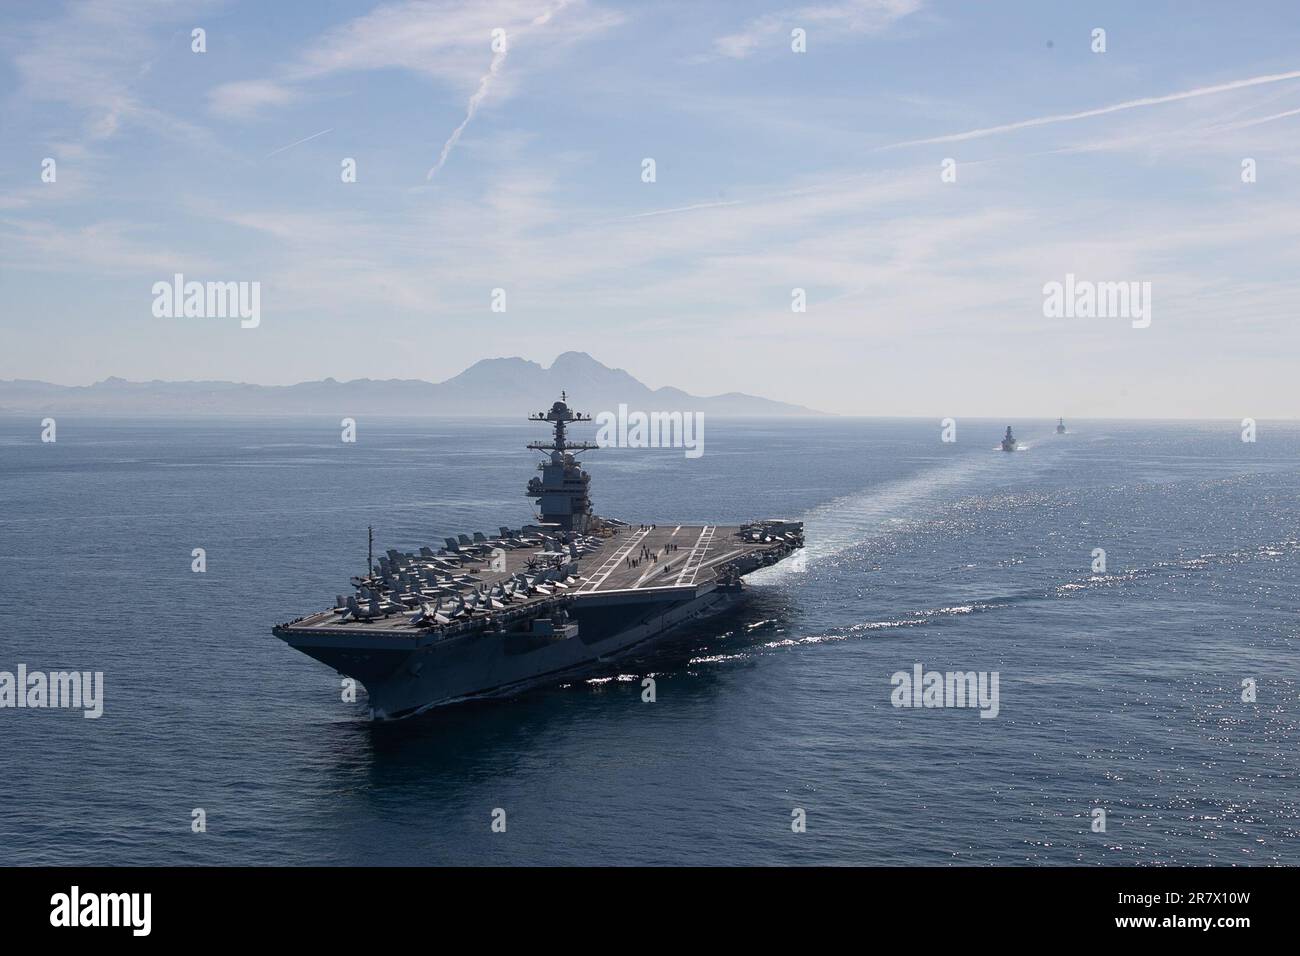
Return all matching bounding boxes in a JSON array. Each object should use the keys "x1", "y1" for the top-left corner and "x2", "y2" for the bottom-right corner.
[{"x1": 1, "y1": 416, "x2": 1297, "y2": 866}]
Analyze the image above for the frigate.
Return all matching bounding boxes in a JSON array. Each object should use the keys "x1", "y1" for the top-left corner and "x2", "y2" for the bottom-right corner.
[
  {"x1": 272, "y1": 394, "x2": 804, "y2": 719},
  {"x1": 1000, "y1": 426, "x2": 1018, "y2": 452},
  {"x1": 1056, "y1": 418, "x2": 1066, "y2": 435}
]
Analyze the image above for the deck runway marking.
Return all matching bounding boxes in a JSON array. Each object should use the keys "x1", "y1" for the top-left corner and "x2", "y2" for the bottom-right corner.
[
  {"x1": 633, "y1": 555, "x2": 685, "y2": 588},
  {"x1": 675, "y1": 525, "x2": 715, "y2": 586},
  {"x1": 701, "y1": 548, "x2": 743, "y2": 570},
  {"x1": 579, "y1": 528, "x2": 650, "y2": 593}
]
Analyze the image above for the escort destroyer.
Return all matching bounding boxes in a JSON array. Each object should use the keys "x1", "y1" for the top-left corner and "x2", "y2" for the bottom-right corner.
[{"x1": 272, "y1": 395, "x2": 804, "y2": 719}]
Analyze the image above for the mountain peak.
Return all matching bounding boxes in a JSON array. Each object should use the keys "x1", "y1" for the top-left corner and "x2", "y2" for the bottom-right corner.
[
  {"x1": 548, "y1": 351, "x2": 604, "y2": 371},
  {"x1": 1, "y1": 355, "x2": 825, "y2": 417}
]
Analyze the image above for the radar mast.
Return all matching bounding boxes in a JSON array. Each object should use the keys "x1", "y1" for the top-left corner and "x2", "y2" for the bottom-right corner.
[{"x1": 526, "y1": 392, "x2": 597, "y2": 534}]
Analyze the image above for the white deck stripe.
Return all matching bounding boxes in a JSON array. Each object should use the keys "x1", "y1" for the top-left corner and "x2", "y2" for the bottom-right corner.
[
  {"x1": 631, "y1": 543, "x2": 694, "y2": 588},
  {"x1": 674, "y1": 525, "x2": 715, "y2": 586},
  {"x1": 578, "y1": 528, "x2": 650, "y2": 593},
  {"x1": 699, "y1": 547, "x2": 743, "y2": 570},
  {"x1": 632, "y1": 559, "x2": 677, "y2": 588}
]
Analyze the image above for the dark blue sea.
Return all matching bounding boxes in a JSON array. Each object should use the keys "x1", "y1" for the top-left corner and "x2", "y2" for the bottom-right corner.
[{"x1": 1, "y1": 416, "x2": 1297, "y2": 865}]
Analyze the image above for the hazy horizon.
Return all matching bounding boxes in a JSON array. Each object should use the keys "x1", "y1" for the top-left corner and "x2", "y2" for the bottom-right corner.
[
  {"x1": 3, "y1": 354, "x2": 1300, "y2": 422},
  {"x1": 3, "y1": 1, "x2": 1300, "y2": 417}
]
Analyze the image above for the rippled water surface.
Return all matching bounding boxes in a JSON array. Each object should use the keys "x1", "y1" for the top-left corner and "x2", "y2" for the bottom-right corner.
[{"x1": 1, "y1": 416, "x2": 1297, "y2": 865}]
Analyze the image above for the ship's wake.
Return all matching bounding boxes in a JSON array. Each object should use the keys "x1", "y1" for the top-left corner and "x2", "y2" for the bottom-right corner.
[
  {"x1": 748, "y1": 451, "x2": 1001, "y2": 585},
  {"x1": 684, "y1": 533, "x2": 1300, "y2": 670}
]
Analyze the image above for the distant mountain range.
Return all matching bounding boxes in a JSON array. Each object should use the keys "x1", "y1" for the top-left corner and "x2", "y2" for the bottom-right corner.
[{"x1": 0, "y1": 352, "x2": 825, "y2": 417}]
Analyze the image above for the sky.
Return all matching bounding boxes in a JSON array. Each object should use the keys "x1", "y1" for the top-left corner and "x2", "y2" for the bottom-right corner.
[{"x1": 2, "y1": 0, "x2": 1299, "y2": 418}]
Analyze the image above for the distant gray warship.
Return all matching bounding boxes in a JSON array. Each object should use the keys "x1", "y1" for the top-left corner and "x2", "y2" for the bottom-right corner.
[
  {"x1": 1000, "y1": 426, "x2": 1018, "y2": 452},
  {"x1": 1056, "y1": 418, "x2": 1066, "y2": 435},
  {"x1": 273, "y1": 395, "x2": 804, "y2": 719}
]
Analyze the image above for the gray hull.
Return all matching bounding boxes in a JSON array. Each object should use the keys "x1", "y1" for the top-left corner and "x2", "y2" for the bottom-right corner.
[{"x1": 290, "y1": 589, "x2": 742, "y2": 719}]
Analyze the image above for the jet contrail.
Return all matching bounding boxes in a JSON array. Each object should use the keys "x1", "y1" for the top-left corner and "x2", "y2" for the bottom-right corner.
[
  {"x1": 617, "y1": 199, "x2": 744, "y2": 221},
  {"x1": 426, "y1": 47, "x2": 508, "y2": 180},
  {"x1": 267, "y1": 127, "x2": 333, "y2": 158},
  {"x1": 879, "y1": 69, "x2": 1300, "y2": 149},
  {"x1": 1216, "y1": 105, "x2": 1300, "y2": 132},
  {"x1": 425, "y1": 3, "x2": 572, "y2": 181}
]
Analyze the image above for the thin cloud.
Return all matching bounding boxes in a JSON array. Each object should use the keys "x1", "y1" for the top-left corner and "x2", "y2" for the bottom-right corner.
[
  {"x1": 879, "y1": 69, "x2": 1300, "y2": 149},
  {"x1": 714, "y1": 0, "x2": 921, "y2": 59},
  {"x1": 209, "y1": 0, "x2": 614, "y2": 130},
  {"x1": 12, "y1": 0, "x2": 220, "y2": 148},
  {"x1": 211, "y1": 80, "x2": 300, "y2": 119}
]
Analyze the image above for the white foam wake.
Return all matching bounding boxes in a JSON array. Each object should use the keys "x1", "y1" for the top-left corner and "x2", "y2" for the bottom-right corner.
[{"x1": 749, "y1": 450, "x2": 997, "y2": 584}]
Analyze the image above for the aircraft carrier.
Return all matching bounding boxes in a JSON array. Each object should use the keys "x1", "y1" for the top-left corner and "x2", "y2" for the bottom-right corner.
[{"x1": 272, "y1": 395, "x2": 804, "y2": 719}]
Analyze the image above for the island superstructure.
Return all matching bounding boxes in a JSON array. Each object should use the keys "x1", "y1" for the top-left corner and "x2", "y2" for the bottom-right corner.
[{"x1": 272, "y1": 394, "x2": 804, "y2": 719}]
